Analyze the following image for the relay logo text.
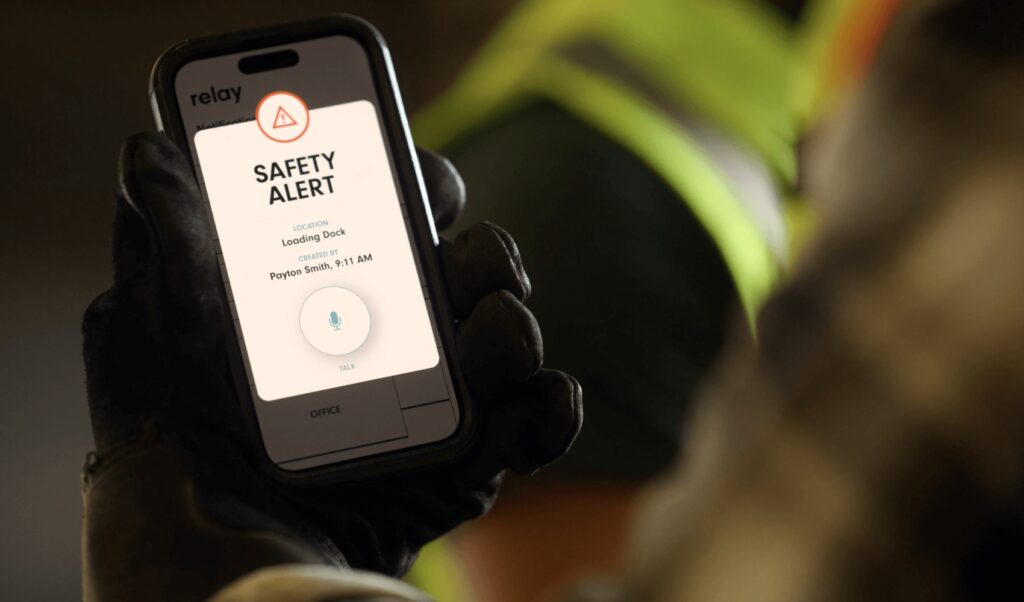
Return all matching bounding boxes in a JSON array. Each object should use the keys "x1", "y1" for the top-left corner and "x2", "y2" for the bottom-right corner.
[{"x1": 190, "y1": 86, "x2": 242, "y2": 106}]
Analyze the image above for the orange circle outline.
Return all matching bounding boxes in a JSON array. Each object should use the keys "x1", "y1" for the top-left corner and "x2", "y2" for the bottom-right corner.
[{"x1": 255, "y1": 90, "x2": 310, "y2": 143}]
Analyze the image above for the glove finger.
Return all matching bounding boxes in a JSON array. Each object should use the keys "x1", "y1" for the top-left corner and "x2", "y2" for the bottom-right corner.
[
  {"x1": 82, "y1": 288, "x2": 170, "y2": 452},
  {"x1": 110, "y1": 182, "x2": 162, "y2": 337},
  {"x1": 457, "y1": 290, "x2": 542, "y2": 393},
  {"x1": 82, "y1": 290, "x2": 125, "y2": 452},
  {"x1": 417, "y1": 147, "x2": 465, "y2": 231},
  {"x1": 441, "y1": 222, "x2": 531, "y2": 319},
  {"x1": 492, "y1": 369, "x2": 583, "y2": 475},
  {"x1": 117, "y1": 132, "x2": 226, "y2": 353}
]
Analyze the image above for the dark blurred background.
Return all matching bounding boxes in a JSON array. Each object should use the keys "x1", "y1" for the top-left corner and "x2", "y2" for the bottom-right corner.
[{"x1": 0, "y1": 2, "x2": 514, "y2": 598}]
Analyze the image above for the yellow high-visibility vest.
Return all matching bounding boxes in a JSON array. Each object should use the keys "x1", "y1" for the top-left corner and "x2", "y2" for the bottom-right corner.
[{"x1": 416, "y1": 0, "x2": 862, "y2": 325}]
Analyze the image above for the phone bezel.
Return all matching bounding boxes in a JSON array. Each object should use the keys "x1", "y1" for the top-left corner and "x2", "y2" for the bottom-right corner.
[{"x1": 149, "y1": 15, "x2": 476, "y2": 485}]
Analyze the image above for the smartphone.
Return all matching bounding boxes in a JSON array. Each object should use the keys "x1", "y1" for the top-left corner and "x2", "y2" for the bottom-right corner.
[{"x1": 149, "y1": 16, "x2": 473, "y2": 484}]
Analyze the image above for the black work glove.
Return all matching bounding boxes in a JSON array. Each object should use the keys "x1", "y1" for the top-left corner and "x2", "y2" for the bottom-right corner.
[{"x1": 81, "y1": 132, "x2": 582, "y2": 596}]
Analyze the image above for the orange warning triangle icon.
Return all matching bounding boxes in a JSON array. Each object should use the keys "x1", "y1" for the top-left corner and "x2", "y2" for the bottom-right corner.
[{"x1": 272, "y1": 106, "x2": 298, "y2": 129}]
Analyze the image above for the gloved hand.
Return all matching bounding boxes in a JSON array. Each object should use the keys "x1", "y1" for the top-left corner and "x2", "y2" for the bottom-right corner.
[{"x1": 81, "y1": 132, "x2": 582, "y2": 600}]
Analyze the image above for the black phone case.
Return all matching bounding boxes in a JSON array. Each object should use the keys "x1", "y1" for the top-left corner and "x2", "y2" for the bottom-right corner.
[{"x1": 149, "y1": 15, "x2": 476, "y2": 486}]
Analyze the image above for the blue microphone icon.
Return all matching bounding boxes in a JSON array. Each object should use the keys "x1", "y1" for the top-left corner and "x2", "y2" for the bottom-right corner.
[{"x1": 328, "y1": 311, "x2": 342, "y2": 331}]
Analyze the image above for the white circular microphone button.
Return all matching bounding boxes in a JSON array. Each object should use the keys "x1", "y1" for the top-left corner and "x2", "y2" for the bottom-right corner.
[{"x1": 299, "y1": 287, "x2": 371, "y2": 355}]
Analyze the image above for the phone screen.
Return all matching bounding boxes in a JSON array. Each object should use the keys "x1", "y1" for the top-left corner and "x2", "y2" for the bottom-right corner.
[{"x1": 169, "y1": 36, "x2": 460, "y2": 471}]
